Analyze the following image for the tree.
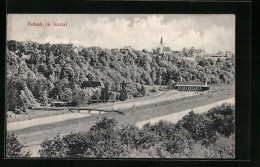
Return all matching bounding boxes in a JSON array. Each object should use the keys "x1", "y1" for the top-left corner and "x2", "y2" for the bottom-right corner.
[
  {"x1": 38, "y1": 134, "x2": 67, "y2": 158},
  {"x1": 206, "y1": 103, "x2": 235, "y2": 136},
  {"x1": 72, "y1": 89, "x2": 91, "y2": 106},
  {"x1": 39, "y1": 89, "x2": 48, "y2": 105},
  {"x1": 19, "y1": 87, "x2": 36, "y2": 108},
  {"x1": 155, "y1": 70, "x2": 162, "y2": 85},
  {"x1": 60, "y1": 89, "x2": 73, "y2": 102},
  {"x1": 140, "y1": 85, "x2": 149, "y2": 96},
  {"x1": 183, "y1": 47, "x2": 188, "y2": 56},
  {"x1": 100, "y1": 84, "x2": 110, "y2": 101},
  {"x1": 7, "y1": 79, "x2": 26, "y2": 111},
  {"x1": 93, "y1": 89, "x2": 101, "y2": 100},
  {"x1": 119, "y1": 81, "x2": 128, "y2": 101},
  {"x1": 176, "y1": 111, "x2": 216, "y2": 145}
]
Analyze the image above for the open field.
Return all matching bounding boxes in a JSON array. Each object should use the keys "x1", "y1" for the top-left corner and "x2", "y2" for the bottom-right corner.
[{"x1": 7, "y1": 85, "x2": 234, "y2": 157}]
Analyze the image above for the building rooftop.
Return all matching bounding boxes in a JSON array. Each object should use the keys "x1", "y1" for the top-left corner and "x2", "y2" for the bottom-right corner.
[
  {"x1": 204, "y1": 54, "x2": 224, "y2": 57},
  {"x1": 51, "y1": 101, "x2": 67, "y2": 104},
  {"x1": 176, "y1": 82, "x2": 206, "y2": 86},
  {"x1": 81, "y1": 81, "x2": 102, "y2": 88},
  {"x1": 162, "y1": 47, "x2": 171, "y2": 52}
]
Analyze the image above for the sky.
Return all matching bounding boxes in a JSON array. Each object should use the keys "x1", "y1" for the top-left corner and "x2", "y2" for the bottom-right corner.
[{"x1": 7, "y1": 14, "x2": 235, "y2": 53}]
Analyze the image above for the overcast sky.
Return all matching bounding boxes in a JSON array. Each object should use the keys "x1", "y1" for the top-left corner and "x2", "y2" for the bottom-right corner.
[{"x1": 7, "y1": 14, "x2": 235, "y2": 53}]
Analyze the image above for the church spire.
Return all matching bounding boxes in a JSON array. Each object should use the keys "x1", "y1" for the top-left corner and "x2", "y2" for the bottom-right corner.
[{"x1": 160, "y1": 37, "x2": 163, "y2": 45}]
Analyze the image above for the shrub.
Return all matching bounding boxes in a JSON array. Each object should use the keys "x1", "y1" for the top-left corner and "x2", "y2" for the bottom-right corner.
[
  {"x1": 208, "y1": 133, "x2": 235, "y2": 158},
  {"x1": 38, "y1": 134, "x2": 67, "y2": 158},
  {"x1": 38, "y1": 105, "x2": 235, "y2": 158},
  {"x1": 176, "y1": 111, "x2": 216, "y2": 145},
  {"x1": 146, "y1": 120, "x2": 176, "y2": 139},
  {"x1": 6, "y1": 133, "x2": 31, "y2": 157},
  {"x1": 206, "y1": 103, "x2": 235, "y2": 136}
]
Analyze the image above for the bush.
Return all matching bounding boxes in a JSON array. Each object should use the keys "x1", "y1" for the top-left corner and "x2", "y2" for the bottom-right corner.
[
  {"x1": 38, "y1": 134, "x2": 67, "y2": 158},
  {"x1": 208, "y1": 133, "x2": 235, "y2": 158},
  {"x1": 206, "y1": 103, "x2": 235, "y2": 136},
  {"x1": 38, "y1": 104, "x2": 235, "y2": 158},
  {"x1": 176, "y1": 111, "x2": 216, "y2": 145},
  {"x1": 6, "y1": 133, "x2": 31, "y2": 157}
]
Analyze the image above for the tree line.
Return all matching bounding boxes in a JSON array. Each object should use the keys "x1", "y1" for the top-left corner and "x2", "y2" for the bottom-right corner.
[{"x1": 7, "y1": 40, "x2": 235, "y2": 112}]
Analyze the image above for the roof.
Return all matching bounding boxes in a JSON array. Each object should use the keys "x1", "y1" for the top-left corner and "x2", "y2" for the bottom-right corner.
[
  {"x1": 51, "y1": 101, "x2": 67, "y2": 104},
  {"x1": 81, "y1": 81, "x2": 101, "y2": 88},
  {"x1": 163, "y1": 47, "x2": 171, "y2": 52},
  {"x1": 205, "y1": 54, "x2": 224, "y2": 57},
  {"x1": 175, "y1": 82, "x2": 206, "y2": 86}
]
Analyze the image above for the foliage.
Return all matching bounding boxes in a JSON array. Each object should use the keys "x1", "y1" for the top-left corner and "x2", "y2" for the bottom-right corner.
[
  {"x1": 140, "y1": 85, "x2": 149, "y2": 96},
  {"x1": 6, "y1": 40, "x2": 235, "y2": 111},
  {"x1": 39, "y1": 103, "x2": 235, "y2": 158},
  {"x1": 6, "y1": 133, "x2": 32, "y2": 157},
  {"x1": 7, "y1": 78, "x2": 36, "y2": 111},
  {"x1": 205, "y1": 103, "x2": 235, "y2": 136},
  {"x1": 176, "y1": 111, "x2": 217, "y2": 145}
]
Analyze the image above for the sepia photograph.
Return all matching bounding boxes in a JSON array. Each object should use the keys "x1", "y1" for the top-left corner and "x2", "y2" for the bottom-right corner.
[{"x1": 6, "y1": 14, "x2": 235, "y2": 158}]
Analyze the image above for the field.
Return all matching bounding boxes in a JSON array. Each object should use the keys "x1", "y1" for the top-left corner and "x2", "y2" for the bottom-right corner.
[{"x1": 7, "y1": 85, "x2": 235, "y2": 157}]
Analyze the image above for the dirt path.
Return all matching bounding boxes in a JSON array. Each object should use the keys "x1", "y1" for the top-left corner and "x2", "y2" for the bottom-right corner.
[
  {"x1": 98, "y1": 90, "x2": 195, "y2": 110},
  {"x1": 7, "y1": 113, "x2": 92, "y2": 131}
]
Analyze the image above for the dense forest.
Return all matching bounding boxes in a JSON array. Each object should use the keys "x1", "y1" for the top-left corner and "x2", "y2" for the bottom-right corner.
[
  {"x1": 6, "y1": 40, "x2": 235, "y2": 111},
  {"x1": 35, "y1": 103, "x2": 234, "y2": 158}
]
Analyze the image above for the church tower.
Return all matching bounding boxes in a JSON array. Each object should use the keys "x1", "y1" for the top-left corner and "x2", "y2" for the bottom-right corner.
[
  {"x1": 158, "y1": 37, "x2": 172, "y2": 55},
  {"x1": 160, "y1": 37, "x2": 164, "y2": 54}
]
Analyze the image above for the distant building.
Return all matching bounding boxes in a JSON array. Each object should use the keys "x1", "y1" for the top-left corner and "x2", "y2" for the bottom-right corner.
[
  {"x1": 159, "y1": 37, "x2": 172, "y2": 55},
  {"x1": 203, "y1": 53, "x2": 226, "y2": 60},
  {"x1": 50, "y1": 101, "x2": 68, "y2": 107},
  {"x1": 173, "y1": 77, "x2": 209, "y2": 91},
  {"x1": 50, "y1": 101, "x2": 77, "y2": 107},
  {"x1": 81, "y1": 81, "x2": 102, "y2": 89}
]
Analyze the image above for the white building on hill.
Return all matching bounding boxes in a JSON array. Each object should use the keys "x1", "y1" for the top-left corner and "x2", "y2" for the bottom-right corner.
[{"x1": 159, "y1": 37, "x2": 172, "y2": 55}]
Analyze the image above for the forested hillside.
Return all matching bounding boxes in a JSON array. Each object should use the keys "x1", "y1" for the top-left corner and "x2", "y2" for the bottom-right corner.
[{"x1": 6, "y1": 40, "x2": 235, "y2": 111}]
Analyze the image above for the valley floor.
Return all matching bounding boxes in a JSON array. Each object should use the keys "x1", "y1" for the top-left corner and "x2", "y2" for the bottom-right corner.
[{"x1": 7, "y1": 85, "x2": 235, "y2": 157}]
